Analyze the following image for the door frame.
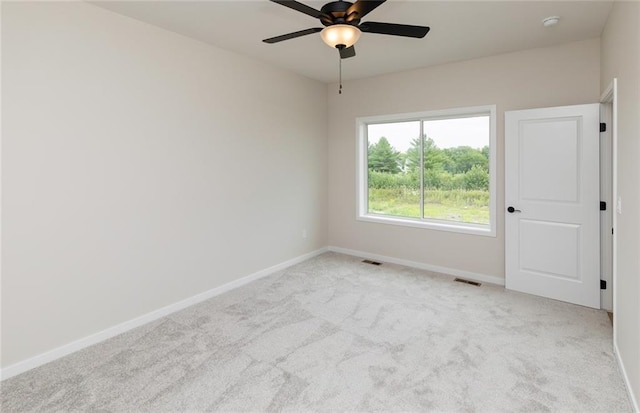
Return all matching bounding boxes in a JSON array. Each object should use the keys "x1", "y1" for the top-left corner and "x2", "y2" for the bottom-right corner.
[
  {"x1": 600, "y1": 79, "x2": 618, "y2": 337},
  {"x1": 600, "y1": 101, "x2": 613, "y2": 311}
]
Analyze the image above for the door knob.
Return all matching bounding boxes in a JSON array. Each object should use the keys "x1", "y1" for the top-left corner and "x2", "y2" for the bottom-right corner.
[{"x1": 507, "y1": 206, "x2": 522, "y2": 213}]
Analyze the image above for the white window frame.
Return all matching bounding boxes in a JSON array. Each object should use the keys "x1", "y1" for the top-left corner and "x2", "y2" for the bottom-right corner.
[{"x1": 356, "y1": 105, "x2": 497, "y2": 237}]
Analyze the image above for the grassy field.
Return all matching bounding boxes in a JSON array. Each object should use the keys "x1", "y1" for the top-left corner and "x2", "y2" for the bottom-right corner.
[{"x1": 368, "y1": 188, "x2": 489, "y2": 224}]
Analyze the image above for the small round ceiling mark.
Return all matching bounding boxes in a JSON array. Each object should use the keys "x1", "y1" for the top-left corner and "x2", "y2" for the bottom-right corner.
[{"x1": 542, "y1": 16, "x2": 560, "y2": 27}]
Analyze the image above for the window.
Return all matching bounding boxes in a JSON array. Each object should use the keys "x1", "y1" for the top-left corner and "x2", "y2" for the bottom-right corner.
[{"x1": 357, "y1": 105, "x2": 496, "y2": 236}]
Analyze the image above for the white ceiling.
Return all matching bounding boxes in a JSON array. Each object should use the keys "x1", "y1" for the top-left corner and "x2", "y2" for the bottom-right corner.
[{"x1": 91, "y1": 0, "x2": 613, "y2": 83}]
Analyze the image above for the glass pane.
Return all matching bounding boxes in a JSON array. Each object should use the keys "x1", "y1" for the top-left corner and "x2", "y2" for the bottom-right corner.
[
  {"x1": 422, "y1": 116, "x2": 490, "y2": 225},
  {"x1": 367, "y1": 121, "x2": 421, "y2": 218}
]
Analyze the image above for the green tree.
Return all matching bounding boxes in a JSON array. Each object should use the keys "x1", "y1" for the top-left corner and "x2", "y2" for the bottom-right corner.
[
  {"x1": 463, "y1": 164, "x2": 489, "y2": 190},
  {"x1": 481, "y1": 145, "x2": 490, "y2": 160},
  {"x1": 406, "y1": 136, "x2": 448, "y2": 173},
  {"x1": 368, "y1": 137, "x2": 401, "y2": 174},
  {"x1": 443, "y1": 146, "x2": 488, "y2": 174}
]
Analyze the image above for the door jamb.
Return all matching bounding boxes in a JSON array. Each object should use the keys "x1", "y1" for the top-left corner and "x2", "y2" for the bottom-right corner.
[
  {"x1": 599, "y1": 102, "x2": 613, "y2": 311},
  {"x1": 600, "y1": 78, "x2": 617, "y2": 339}
]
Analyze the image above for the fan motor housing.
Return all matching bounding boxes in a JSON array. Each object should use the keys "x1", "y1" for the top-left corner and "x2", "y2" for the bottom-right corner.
[{"x1": 320, "y1": 1, "x2": 360, "y2": 26}]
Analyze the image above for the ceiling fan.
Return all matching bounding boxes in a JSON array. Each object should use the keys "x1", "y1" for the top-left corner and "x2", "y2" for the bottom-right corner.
[{"x1": 263, "y1": 0, "x2": 430, "y2": 59}]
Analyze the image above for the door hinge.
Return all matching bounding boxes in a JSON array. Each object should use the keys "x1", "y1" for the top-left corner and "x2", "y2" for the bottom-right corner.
[
  {"x1": 600, "y1": 201, "x2": 607, "y2": 211},
  {"x1": 600, "y1": 280, "x2": 607, "y2": 290},
  {"x1": 600, "y1": 122, "x2": 607, "y2": 132}
]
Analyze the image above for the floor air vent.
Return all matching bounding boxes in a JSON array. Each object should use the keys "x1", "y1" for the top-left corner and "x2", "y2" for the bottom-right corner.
[
  {"x1": 454, "y1": 278, "x2": 481, "y2": 286},
  {"x1": 362, "y1": 259, "x2": 382, "y2": 266}
]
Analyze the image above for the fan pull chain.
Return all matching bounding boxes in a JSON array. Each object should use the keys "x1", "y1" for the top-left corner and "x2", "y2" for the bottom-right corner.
[{"x1": 338, "y1": 53, "x2": 342, "y2": 95}]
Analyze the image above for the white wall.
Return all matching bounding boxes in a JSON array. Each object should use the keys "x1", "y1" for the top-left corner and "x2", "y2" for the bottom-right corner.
[
  {"x1": 601, "y1": 1, "x2": 640, "y2": 409},
  {"x1": 328, "y1": 39, "x2": 601, "y2": 280},
  {"x1": 1, "y1": 2, "x2": 327, "y2": 368}
]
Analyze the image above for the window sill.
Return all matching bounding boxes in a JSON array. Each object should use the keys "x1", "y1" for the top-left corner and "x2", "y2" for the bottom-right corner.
[{"x1": 357, "y1": 213, "x2": 496, "y2": 237}]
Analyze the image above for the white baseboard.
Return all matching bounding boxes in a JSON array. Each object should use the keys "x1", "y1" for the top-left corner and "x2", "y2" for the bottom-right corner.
[
  {"x1": 615, "y1": 342, "x2": 640, "y2": 413},
  {"x1": 328, "y1": 246, "x2": 505, "y2": 286},
  {"x1": 0, "y1": 247, "x2": 328, "y2": 381}
]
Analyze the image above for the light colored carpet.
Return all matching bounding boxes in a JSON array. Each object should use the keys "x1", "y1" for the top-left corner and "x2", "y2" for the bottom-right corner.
[{"x1": 1, "y1": 252, "x2": 632, "y2": 412}]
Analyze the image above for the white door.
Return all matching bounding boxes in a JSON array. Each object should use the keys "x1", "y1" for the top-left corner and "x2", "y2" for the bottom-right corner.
[{"x1": 505, "y1": 104, "x2": 600, "y2": 309}]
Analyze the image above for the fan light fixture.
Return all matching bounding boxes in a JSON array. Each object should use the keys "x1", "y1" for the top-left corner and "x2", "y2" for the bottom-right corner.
[
  {"x1": 320, "y1": 24, "x2": 361, "y2": 48},
  {"x1": 264, "y1": 0, "x2": 431, "y2": 95}
]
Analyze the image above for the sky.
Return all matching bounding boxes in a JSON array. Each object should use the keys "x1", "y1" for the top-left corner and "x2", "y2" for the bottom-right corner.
[{"x1": 368, "y1": 115, "x2": 490, "y2": 153}]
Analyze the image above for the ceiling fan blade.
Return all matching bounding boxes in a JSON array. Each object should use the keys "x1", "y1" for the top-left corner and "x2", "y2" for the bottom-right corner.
[
  {"x1": 270, "y1": 0, "x2": 324, "y2": 19},
  {"x1": 263, "y1": 27, "x2": 323, "y2": 44},
  {"x1": 346, "y1": 0, "x2": 386, "y2": 22},
  {"x1": 359, "y1": 21, "x2": 430, "y2": 38},
  {"x1": 339, "y1": 45, "x2": 356, "y2": 59}
]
